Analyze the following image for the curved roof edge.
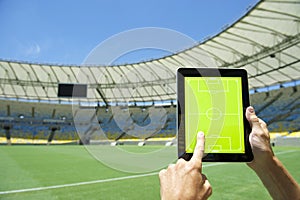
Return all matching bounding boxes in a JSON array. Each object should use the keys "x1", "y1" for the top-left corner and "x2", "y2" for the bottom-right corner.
[{"x1": 0, "y1": 0, "x2": 299, "y2": 103}]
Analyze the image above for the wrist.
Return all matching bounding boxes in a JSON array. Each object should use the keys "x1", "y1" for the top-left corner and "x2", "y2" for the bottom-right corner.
[
  {"x1": 248, "y1": 154, "x2": 300, "y2": 200},
  {"x1": 253, "y1": 157, "x2": 274, "y2": 172},
  {"x1": 247, "y1": 152, "x2": 275, "y2": 172}
]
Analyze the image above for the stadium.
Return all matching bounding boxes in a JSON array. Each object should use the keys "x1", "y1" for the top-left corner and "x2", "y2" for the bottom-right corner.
[{"x1": 0, "y1": 0, "x2": 300, "y2": 199}]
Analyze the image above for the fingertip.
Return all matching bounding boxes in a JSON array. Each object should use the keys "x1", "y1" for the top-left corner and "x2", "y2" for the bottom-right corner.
[
  {"x1": 198, "y1": 131, "x2": 204, "y2": 139},
  {"x1": 246, "y1": 107, "x2": 262, "y2": 130},
  {"x1": 246, "y1": 106, "x2": 258, "y2": 125},
  {"x1": 246, "y1": 106, "x2": 254, "y2": 117},
  {"x1": 190, "y1": 131, "x2": 205, "y2": 168},
  {"x1": 247, "y1": 106, "x2": 255, "y2": 114},
  {"x1": 197, "y1": 131, "x2": 205, "y2": 150}
]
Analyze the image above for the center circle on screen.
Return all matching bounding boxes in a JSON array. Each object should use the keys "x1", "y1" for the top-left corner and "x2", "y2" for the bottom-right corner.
[
  {"x1": 73, "y1": 27, "x2": 216, "y2": 173},
  {"x1": 206, "y1": 107, "x2": 222, "y2": 120}
]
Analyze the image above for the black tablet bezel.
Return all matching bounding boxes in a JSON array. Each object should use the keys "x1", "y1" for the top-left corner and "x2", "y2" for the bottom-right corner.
[{"x1": 177, "y1": 68, "x2": 253, "y2": 162}]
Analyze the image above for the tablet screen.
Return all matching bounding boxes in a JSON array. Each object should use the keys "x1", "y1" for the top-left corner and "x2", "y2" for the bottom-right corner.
[
  {"x1": 177, "y1": 68, "x2": 253, "y2": 162},
  {"x1": 185, "y1": 77, "x2": 245, "y2": 154}
]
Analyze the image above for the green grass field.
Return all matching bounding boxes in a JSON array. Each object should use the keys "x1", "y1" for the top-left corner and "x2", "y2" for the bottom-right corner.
[{"x1": 0, "y1": 145, "x2": 300, "y2": 200}]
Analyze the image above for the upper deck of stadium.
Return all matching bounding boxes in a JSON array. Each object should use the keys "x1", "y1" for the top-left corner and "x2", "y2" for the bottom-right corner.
[{"x1": 0, "y1": 0, "x2": 299, "y2": 105}]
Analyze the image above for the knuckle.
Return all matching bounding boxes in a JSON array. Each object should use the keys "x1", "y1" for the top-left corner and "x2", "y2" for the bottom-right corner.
[
  {"x1": 176, "y1": 158, "x2": 186, "y2": 165},
  {"x1": 207, "y1": 184, "x2": 213, "y2": 196},
  {"x1": 263, "y1": 133, "x2": 271, "y2": 141},
  {"x1": 187, "y1": 162, "x2": 198, "y2": 171},
  {"x1": 250, "y1": 115, "x2": 259, "y2": 122},
  {"x1": 260, "y1": 120, "x2": 267, "y2": 127},
  {"x1": 252, "y1": 128, "x2": 265, "y2": 137},
  {"x1": 169, "y1": 163, "x2": 175, "y2": 168},
  {"x1": 190, "y1": 159, "x2": 202, "y2": 169},
  {"x1": 167, "y1": 163, "x2": 176, "y2": 170},
  {"x1": 258, "y1": 118, "x2": 269, "y2": 129},
  {"x1": 158, "y1": 169, "x2": 166, "y2": 178},
  {"x1": 204, "y1": 180, "x2": 212, "y2": 195}
]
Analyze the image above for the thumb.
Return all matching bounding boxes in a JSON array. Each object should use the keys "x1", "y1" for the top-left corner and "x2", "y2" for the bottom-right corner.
[{"x1": 246, "y1": 106, "x2": 260, "y2": 129}]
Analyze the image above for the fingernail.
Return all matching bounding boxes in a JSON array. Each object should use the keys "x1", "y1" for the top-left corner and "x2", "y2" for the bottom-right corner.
[
  {"x1": 249, "y1": 107, "x2": 255, "y2": 114},
  {"x1": 198, "y1": 131, "x2": 204, "y2": 136}
]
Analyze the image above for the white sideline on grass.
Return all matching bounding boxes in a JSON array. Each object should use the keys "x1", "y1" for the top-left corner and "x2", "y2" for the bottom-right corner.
[{"x1": 0, "y1": 150, "x2": 296, "y2": 195}]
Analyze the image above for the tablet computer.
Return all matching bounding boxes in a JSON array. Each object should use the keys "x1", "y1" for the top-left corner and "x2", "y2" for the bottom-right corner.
[{"x1": 177, "y1": 68, "x2": 253, "y2": 162}]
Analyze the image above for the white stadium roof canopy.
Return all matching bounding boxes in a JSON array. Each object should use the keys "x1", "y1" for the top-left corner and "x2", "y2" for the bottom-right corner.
[{"x1": 0, "y1": 0, "x2": 300, "y2": 104}]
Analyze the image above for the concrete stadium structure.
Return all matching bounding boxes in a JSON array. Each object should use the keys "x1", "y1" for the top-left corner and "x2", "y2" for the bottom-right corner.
[{"x1": 0, "y1": 0, "x2": 299, "y2": 145}]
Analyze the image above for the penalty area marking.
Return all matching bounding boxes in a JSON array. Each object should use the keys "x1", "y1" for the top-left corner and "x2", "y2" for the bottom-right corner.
[{"x1": 0, "y1": 150, "x2": 297, "y2": 195}]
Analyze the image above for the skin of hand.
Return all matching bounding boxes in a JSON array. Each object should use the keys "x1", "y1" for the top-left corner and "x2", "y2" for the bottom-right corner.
[
  {"x1": 246, "y1": 106, "x2": 300, "y2": 200},
  {"x1": 159, "y1": 132, "x2": 212, "y2": 200},
  {"x1": 245, "y1": 106, "x2": 274, "y2": 169}
]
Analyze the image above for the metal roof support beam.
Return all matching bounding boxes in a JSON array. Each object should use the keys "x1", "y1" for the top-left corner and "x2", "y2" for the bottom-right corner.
[
  {"x1": 224, "y1": 33, "x2": 300, "y2": 68},
  {"x1": 96, "y1": 87, "x2": 108, "y2": 107}
]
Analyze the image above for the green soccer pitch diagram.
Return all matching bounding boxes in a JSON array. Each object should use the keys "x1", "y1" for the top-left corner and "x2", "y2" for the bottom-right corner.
[{"x1": 185, "y1": 77, "x2": 245, "y2": 154}]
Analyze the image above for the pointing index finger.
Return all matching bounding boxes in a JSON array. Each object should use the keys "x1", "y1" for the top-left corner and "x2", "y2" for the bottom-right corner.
[{"x1": 190, "y1": 131, "x2": 205, "y2": 170}]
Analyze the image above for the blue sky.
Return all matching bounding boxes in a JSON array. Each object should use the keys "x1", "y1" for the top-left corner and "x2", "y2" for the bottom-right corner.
[{"x1": 0, "y1": 0, "x2": 259, "y2": 65}]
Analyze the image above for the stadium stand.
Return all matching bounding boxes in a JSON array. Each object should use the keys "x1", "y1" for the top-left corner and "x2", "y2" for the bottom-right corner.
[
  {"x1": 251, "y1": 85, "x2": 300, "y2": 133},
  {"x1": 0, "y1": 0, "x2": 299, "y2": 145},
  {"x1": 0, "y1": 83, "x2": 299, "y2": 145}
]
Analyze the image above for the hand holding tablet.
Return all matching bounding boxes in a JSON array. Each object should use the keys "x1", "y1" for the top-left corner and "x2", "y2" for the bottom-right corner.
[
  {"x1": 177, "y1": 68, "x2": 253, "y2": 162},
  {"x1": 159, "y1": 132, "x2": 212, "y2": 200}
]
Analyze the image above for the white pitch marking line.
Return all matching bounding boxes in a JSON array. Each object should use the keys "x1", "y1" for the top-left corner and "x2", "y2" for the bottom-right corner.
[
  {"x1": 275, "y1": 150, "x2": 297, "y2": 155},
  {"x1": 0, "y1": 163, "x2": 224, "y2": 195},
  {"x1": 0, "y1": 150, "x2": 297, "y2": 195},
  {"x1": 0, "y1": 172, "x2": 158, "y2": 195}
]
